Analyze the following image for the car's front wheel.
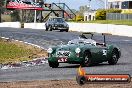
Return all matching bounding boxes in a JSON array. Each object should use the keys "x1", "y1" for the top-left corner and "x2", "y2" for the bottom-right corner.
[
  {"x1": 49, "y1": 62, "x2": 59, "y2": 68},
  {"x1": 60, "y1": 30, "x2": 63, "y2": 32},
  {"x1": 48, "y1": 26, "x2": 52, "y2": 31},
  {"x1": 82, "y1": 52, "x2": 92, "y2": 67},
  {"x1": 108, "y1": 50, "x2": 119, "y2": 65},
  {"x1": 65, "y1": 28, "x2": 69, "y2": 32},
  {"x1": 45, "y1": 27, "x2": 48, "y2": 31}
]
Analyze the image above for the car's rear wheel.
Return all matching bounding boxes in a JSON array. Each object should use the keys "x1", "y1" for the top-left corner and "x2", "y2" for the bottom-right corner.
[
  {"x1": 82, "y1": 52, "x2": 92, "y2": 67},
  {"x1": 108, "y1": 50, "x2": 119, "y2": 65},
  {"x1": 49, "y1": 62, "x2": 59, "y2": 68}
]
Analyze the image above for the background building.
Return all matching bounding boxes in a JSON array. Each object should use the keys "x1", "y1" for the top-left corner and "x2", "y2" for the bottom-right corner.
[
  {"x1": 108, "y1": 0, "x2": 132, "y2": 9},
  {"x1": 84, "y1": 10, "x2": 96, "y2": 21},
  {"x1": 108, "y1": 0, "x2": 132, "y2": 13}
]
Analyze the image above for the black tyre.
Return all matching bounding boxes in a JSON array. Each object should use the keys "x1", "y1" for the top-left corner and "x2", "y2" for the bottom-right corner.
[
  {"x1": 49, "y1": 62, "x2": 59, "y2": 68},
  {"x1": 76, "y1": 76, "x2": 86, "y2": 85},
  {"x1": 60, "y1": 30, "x2": 63, "y2": 32},
  {"x1": 82, "y1": 52, "x2": 92, "y2": 67},
  {"x1": 108, "y1": 50, "x2": 119, "y2": 65},
  {"x1": 48, "y1": 27, "x2": 52, "y2": 31},
  {"x1": 65, "y1": 29, "x2": 69, "y2": 32},
  {"x1": 45, "y1": 27, "x2": 48, "y2": 31}
]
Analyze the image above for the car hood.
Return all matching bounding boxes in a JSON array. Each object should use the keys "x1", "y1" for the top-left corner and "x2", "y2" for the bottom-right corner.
[{"x1": 55, "y1": 44, "x2": 91, "y2": 52}]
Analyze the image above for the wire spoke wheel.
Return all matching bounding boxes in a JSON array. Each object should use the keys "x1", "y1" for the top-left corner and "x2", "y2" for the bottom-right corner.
[
  {"x1": 112, "y1": 54, "x2": 118, "y2": 63},
  {"x1": 83, "y1": 53, "x2": 91, "y2": 67},
  {"x1": 49, "y1": 27, "x2": 52, "y2": 31},
  {"x1": 108, "y1": 50, "x2": 119, "y2": 65},
  {"x1": 85, "y1": 56, "x2": 89, "y2": 64}
]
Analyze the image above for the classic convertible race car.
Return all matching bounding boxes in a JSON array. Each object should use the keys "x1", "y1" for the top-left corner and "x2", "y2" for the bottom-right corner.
[{"x1": 47, "y1": 33, "x2": 121, "y2": 68}]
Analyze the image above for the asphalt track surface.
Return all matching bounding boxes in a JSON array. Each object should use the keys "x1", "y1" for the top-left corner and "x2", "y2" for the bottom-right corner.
[{"x1": 0, "y1": 27, "x2": 132, "y2": 82}]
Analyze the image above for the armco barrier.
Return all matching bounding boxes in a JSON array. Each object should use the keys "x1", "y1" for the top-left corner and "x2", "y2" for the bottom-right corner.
[
  {"x1": 112, "y1": 25, "x2": 132, "y2": 37},
  {"x1": 24, "y1": 23, "x2": 45, "y2": 29},
  {"x1": 67, "y1": 22, "x2": 132, "y2": 37},
  {"x1": 68, "y1": 23, "x2": 96, "y2": 32},
  {"x1": 68, "y1": 22, "x2": 116, "y2": 34},
  {"x1": 0, "y1": 22, "x2": 131, "y2": 36},
  {"x1": 0, "y1": 22, "x2": 21, "y2": 28}
]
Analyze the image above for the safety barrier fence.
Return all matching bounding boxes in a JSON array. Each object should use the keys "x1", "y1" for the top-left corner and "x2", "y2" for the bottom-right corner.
[
  {"x1": 0, "y1": 22, "x2": 21, "y2": 28},
  {"x1": 0, "y1": 22, "x2": 132, "y2": 37}
]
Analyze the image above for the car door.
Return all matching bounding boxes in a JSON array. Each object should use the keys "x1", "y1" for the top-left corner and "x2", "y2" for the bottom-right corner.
[
  {"x1": 90, "y1": 45, "x2": 108, "y2": 63},
  {"x1": 97, "y1": 46, "x2": 108, "y2": 61},
  {"x1": 89, "y1": 45, "x2": 102, "y2": 63}
]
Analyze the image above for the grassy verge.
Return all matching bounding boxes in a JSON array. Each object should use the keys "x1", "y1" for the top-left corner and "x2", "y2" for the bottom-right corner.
[
  {"x1": 69, "y1": 20, "x2": 132, "y2": 26},
  {"x1": 0, "y1": 38, "x2": 47, "y2": 64}
]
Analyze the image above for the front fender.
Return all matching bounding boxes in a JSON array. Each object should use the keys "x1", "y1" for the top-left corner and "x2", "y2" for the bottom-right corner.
[{"x1": 107, "y1": 45, "x2": 121, "y2": 59}]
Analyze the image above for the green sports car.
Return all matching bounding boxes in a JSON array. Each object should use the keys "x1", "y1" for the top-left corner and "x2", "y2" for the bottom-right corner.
[{"x1": 47, "y1": 33, "x2": 121, "y2": 68}]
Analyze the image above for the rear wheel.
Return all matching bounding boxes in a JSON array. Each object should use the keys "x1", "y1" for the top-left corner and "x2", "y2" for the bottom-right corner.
[
  {"x1": 108, "y1": 50, "x2": 119, "y2": 65},
  {"x1": 49, "y1": 62, "x2": 59, "y2": 68}
]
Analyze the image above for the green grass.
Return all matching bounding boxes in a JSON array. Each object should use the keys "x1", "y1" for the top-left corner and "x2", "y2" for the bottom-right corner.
[
  {"x1": 69, "y1": 20, "x2": 132, "y2": 26},
  {"x1": 0, "y1": 40, "x2": 33, "y2": 64}
]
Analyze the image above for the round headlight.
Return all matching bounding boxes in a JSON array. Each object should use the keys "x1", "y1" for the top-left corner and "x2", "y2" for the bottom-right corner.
[
  {"x1": 47, "y1": 48, "x2": 53, "y2": 53},
  {"x1": 75, "y1": 48, "x2": 81, "y2": 53}
]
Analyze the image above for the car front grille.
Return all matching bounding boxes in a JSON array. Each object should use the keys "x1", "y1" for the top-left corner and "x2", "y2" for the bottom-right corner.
[
  {"x1": 57, "y1": 51, "x2": 70, "y2": 57},
  {"x1": 54, "y1": 24, "x2": 64, "y2": 27},
  {"x1": 59, "y1": 24, "x2": 63, "y2": 27}
]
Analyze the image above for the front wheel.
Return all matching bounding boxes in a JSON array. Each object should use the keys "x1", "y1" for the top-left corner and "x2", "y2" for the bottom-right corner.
[
  {"x1": 48, "y1": 27, "x2": 52, "y2": 31},
  {"x1": 82, "y1": 52, "x2": 92, "y2": 67},
  {"x1": 49, "y1": 62, "x2": 59, "y2": 68},
  {"x1": 108, "y1": 50, "x2": 119, "y2": 65},
  {"x1": 65, "y1": 29, "x2": 69, "y2": 32},
  {"x1": 60, "y1": 30, "x2": 63, "y2": 32},
  {"x1": 45, "y1": 27, "x2": 48, "y2": 31}
]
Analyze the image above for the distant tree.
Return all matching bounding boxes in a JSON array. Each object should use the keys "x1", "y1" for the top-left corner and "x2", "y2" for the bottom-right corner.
[
  {"x1": 78, "y1": 5, "x2": 89, "y2": 16},
  {"x1": 95, "y1": 9, "x2": 122, "y2": 20},
  {"x1": 76, "y1": 14, "x2": 84, "y2": 21},
  {"x1": 106, "y1": 9, "x2": 122, "y2": 13},
  {"x1": 0, "y1": 0, "x2": 6, "y2": 22},
  {"x1": 10, "y1": 10, "x2": 20, "y2": 21},
  {"x1": 95, "y1": 9, "x2": 106, "y2": 20},
  {"x1": 0, "y1": 0, "x2": 5, "y2": 6},
  {"x1": 0, "y1": 0, "x2": 6, "y2": 13}
]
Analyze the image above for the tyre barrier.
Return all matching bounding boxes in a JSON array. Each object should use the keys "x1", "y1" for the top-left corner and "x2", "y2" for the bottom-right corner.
[{"x1": 0, "y1": 58, "x2": 48, "y2": 70}]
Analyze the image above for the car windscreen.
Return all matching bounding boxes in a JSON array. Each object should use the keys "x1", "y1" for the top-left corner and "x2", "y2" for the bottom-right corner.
[
  {"x1": 51, "y1": 18, "x2": 64, "y2": 23},
  {"x1": 80, "y1": 33, "x2": 106, "y2": 43},
  {"x1": 68, "y1": 39, "x2": 96, "y2": 45}
]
